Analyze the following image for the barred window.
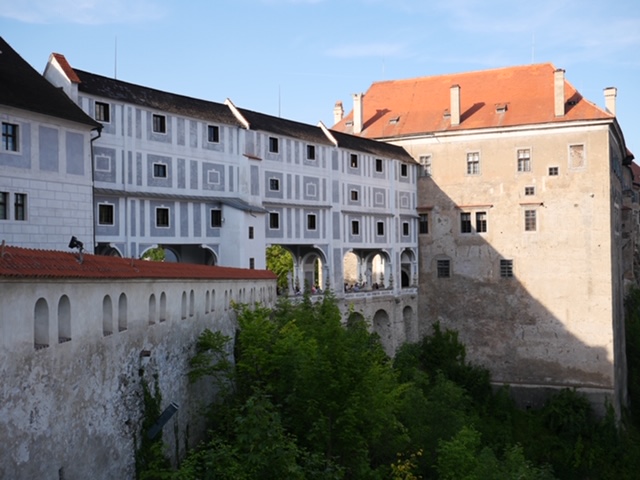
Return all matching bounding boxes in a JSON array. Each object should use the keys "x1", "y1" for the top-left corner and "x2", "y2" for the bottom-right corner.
[
  {"x1": 437, "y1": 259, "x2": 451, "y2": 278},
  {"x1": 500, "y1": 259, "x2": 514, "y2": 278}
]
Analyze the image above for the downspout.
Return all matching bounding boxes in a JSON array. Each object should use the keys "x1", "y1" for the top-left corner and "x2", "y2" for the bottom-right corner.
[{"x1": 90, "y1": 126, "x2": 102, "y2": 254}]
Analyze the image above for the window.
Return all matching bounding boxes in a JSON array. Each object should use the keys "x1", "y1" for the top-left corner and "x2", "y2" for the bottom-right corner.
[
  {"x1": 14, "y1": 193, "x2": 26, "y2": 221},
  {"x1": 0, "y1": 192, "x2": 7, "y2": 220},
  {"x1": 98, "y1": 204, "x2": 114, "y2": 225},
  {"x1": 248, "y1": 226, "x2": 254, "y2": 239},
  {"x1": 307, "y1": 214, "x2": 317, "y2": 230},
  {"x1": 524, "y1": 209, "x2": 537, "y2": 231},
  {"x1": 500, "y1": 259, "x2": 514, "y2": 278},
  {"x1": 2, "y1": 122, "x2": 18, "y2": 152},
  {"x1": 375, "y1": 158, "x2": 383, "y2": 173},
  {"x1": 153, "y1": 163, "x2": 167, "y2": 178},
  {"x1": 437, "y1": 259, "x2": 451, "y2": 278},
  {"x1": 475, "y1": 212, "x2": 487, "y2": 233},
  {"x1": 419, "y1": 213, "x2": 429, "y2": 234},
  {"x1": 350, "y1": 190, "x2": 359, "y2": 202},
  {"x1": 569, "y1": 144, "x2": 585, "y2": 168},
  {"x1": 269, "y1": 178, "x2": 280, "y2": 191},
  {"x1": 548, "y1": 166, "x2": 559, "y2": 176},
  {"x1": 460, "y1": 212, "x2": 472, "y2": 233},
  {"x1": 402, "y1": 221, "x2": 410, "y2": 236},
  {"x1": 525, "y1": 186, "x2": 535, "y2": 196},
  {"x1": 350, "y1": 154, "x2": 358, "y2": 168},
  {"x1": 466, "y1": 152, "x2": 480, "y2": 175},
  {"x1": 152, "y1": 114, "x2": 166, "y2": 133},
  {"x1": 400, "y1": 164, "x2": 408, "y2": 177},
  {"x1": 156, "y1": 207, "x2": 169, "y2": 227},
  {"x1": 517, "y1": 149, "x2": 531, "y2": 172},
  {"x1": 419, "y1": 155, "x2": 432, "y2": 177},
  {"x1": 249, "y1": 258, "x2": 255, "y2": 269},
  {"x1": 269, "y1": 137, "x2": 279, "y2": 153},
  {"x1": 269, "y1": 212, "x2": 280, "y2": 229},
  {"x1": 377, "y1": 221, "x2": 385, "y2": 236},
  {"x1": 208, "y1": 125, "x2": 220, "y2": 143},
  {"x1": 351, "y1": 220, "x2": 360, "y2": 236},
  {"x1": 307, "y1": 145, "x2": 316, "y2": 160},
  {"x1": 95, "y1": 102, "x2": 110, "y2": 123},
  {"x1": 210, "y1": 209, "x2": 222, "y2": 228}
]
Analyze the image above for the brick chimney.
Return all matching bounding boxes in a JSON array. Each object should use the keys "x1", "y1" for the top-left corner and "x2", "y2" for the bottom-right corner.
[
  {"x1": 604, "y1": 87, "x2": 617, "y2": 116},
  {"x1": 333, "y1": 101, "x2": 344, "y2": 125},
  {"x1": 353, "y1": 93, "x2": 363, "y2": 134},
  {"x1": 554, "y1": 69, "x2": 565, "y2": 117},
  {"x1": 450, "y1": 84, "x2": 461, "y2": 126}
]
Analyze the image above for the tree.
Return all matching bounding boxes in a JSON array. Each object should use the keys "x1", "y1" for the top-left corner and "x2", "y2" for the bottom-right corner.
[{"x1": 265, "y1": 245, "x2": 293, "y2": 292}]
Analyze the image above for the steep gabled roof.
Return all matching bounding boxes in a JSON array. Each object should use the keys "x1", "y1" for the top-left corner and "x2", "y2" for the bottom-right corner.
[
  {"x1": 74, "y1": 69, "x2": 243, "y2": 127},
  {"x1": 0, "y1": 37, "x2": 99, "y2": 128},
  {"x1": 0, "y1": 244, "x2": 276, "y2": 281},
  {"x1": 333, "y1": 63, "x2": 612, "y2": 139}
]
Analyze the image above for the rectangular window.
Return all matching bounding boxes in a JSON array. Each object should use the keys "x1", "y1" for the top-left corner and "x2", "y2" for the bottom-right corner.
[
  {"x1": 14, "y1": 193, "x2": 26, "y2": 221},
  {"x1": 351, "y1": 220, "x2": 360, "y2": 236},
  {"x1": 460, "y1": 212, "x2": 472, "y2": 233},
  {"x1": 375, "y1": 158, "x2": 383, "y2": 173},
  {"x1": 2, "y1": 122, "x2": 18, "y2": 152},
  {"x1": 307, "y1": 145, "x2": 316, "y2": 160},
  {"x1": 500, "y1": 259, "x2": 514, "y2": 278},
  {"x1": 524, "y1": 209, "x2": 537, "y2": 231},
  {"x1": 269, "y1": 212, "x2": 280, "y2": 229},
  {"x1": 269, "y1": 178, "x2": 280, "y2": 191},
  {"x1": 208, "y1": 125, "x2": 220, "y2": 143},
  {"x1": 249, "y1": 258, "x2": 255, "y2": 269},
  {"x1": 548, "y1": 166, "x2": 559, "y2": 176},
  {"x1": 0, "y1": 192, "x2": 7, "y2": 219},
  {"x1": 517, "y1": 149, "x2": 531, "y2": 172},
  {"x1": 350, "y1": 154, "x2": 358, "y2": 168},
  {"x1": 402, "y1": 221, "x2": 410, "y2": 236},
  {"x1": 475, "y1": 212, "x2": 487, "y2": 233},
  {"x1": 307, "y1": 214, "x2": 317, "y2": 231},
  {"x1": 156, "y1": 207, "x2": 169, "y2": 227},
  {"x1": 466, "y1": 152, "x2": 480, "y2": 175},
  {"x1": 152, "y1": 114, "x2": 166, "y2": 133},
  {"x1": 400, "y1": 163, "x2": 408, "y2": 177},
  {"x1": 269, "y1": 137, "x2": 279, "y2": 153},
  {"x1": 98, "y1": 204, "x2": 114, "y2": 225},
  {"x1": 377, "y1": 221, "x2": 385, "y2": 236},
  {"x1": 248, "y1": 226, "x2": 254, "y2": 239},
  {"x1": 419, "y1": 155, "x2": 432, "y2": 177},
  {"x1": 437, "y1": 259, "x2": 451, "y2": 278},
  {"x1": 419, "y1": 213, "x2": 429, "y2": 234},
  {"x1": 210, "y1": 209, "x2": 222, "y2": 228},
  {"x1": 525, "y1": 186, "x2": 535, "y2": 196},
  {"x1": 350, "y1": 190, "x2": 359, "y2": 202},
  {"x1": 153, "y1": 163, "x2": 167, "y2": 178},
  {"x1": 95, "y1": 102, "x2": 110, "y2": 123}
]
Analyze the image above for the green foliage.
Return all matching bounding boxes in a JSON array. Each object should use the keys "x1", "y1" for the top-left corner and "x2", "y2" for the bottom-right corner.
[
  {"x1": 187, "y1": 328, "x2": 232, "y2": 386},
  {"x1": 625, "y1": 287, "x2": 640, "y2": 423},
  {"x1": 142, "y1": 246, "x2": 165, "y2": 262},
  {"x1": 265, "y1": 244, "x2": 293, "y2": 291}
]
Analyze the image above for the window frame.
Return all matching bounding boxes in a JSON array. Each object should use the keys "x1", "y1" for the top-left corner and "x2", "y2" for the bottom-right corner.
[
  {"x1": 155, "y1": 207, "x2": 170, "y2": 228},
  {"x1": 350, "y1": 189, "x2": 359, "y2": 202},
  {"x1": 268, "y1": 136, "x2": 279, "y2": 153},
  {"x1": 14, "y1": 193, "x2": 26, "y2": 221},
  {"x1": 460, "y1": 212, "x2": 472, "y2": 233},
  {"x1": 437, "y1": 259, "x2": 451, "y2": 278},
  {"x1": 351, "y1": 220, "x2": 360, "y2": 236},
  {"x1": 418, "y1": 213, "x2": 429, "y2": 234},
  {"x1": 466, "y1": 151, "x2": 480, "y2": 175},
  {"x1": 524, "y1": 186, "x2": 535, "y2": 196},
  {"x1": 524, "y1": 209, "x2": 537, "y2": 231},
  {"x1": 306, "y1": 144, "x2": 316, "y2": 160},
  {"x1": 248, "y1": 226, "x2": 254, "y2": 239},
  {"x1": 548, "y1": 166, "x2": 559, "y2": 176},
  {"x1": 376, "y1": 221, "x2": 385, "y2": 236},
  {"x1": 269, "y1": 212, "x2": 280, "y2": 230},
  {"x1": 95, "y1": 101, "x2": 111, "y2": 123},
  {"x1": 350, "y1": 154, "x2": 358, "y2": 168},
  {"x1": 210, "y1": 209, "x2": 222, "y2": 228},
  {"x1": 1, "y1": 122, "x2": 19, "y2": 152},
  {"x1": 153, "y1": 162, "x2": 168, "y2": 178},
  {"x1": 0, "y1": 192, "x2": 8, "y2": 220},
  {"x1": 475, "y1": 211, "x2": 487, "y2": 233},
  {"x1": 402, "y1": 221, "x2": 410, "y2": 237},
  {"x1": 269, "y1": 177, "x2": 280, "y2": 192},
  {"x1": 517, "y1": 148, "x2": 531, "y2": 172},
  {"x1": 207, "y1": 125, "x2": 220, "y2": 143},
  {"x1": 152, "y1": 114, "x2": 167, "y2": 134},
  {"x1": 500, "y1": 259, "x2": 514, "y2": 278},
  {"x1": 307, "y1": 213, "x2": 317, "y2": 231},
  {"x1": 98, "y1": 203, "x2": 115, "y2": 226},
  {"x1": 400, "y1": 163, "x2": 408, "y2": 177},
  {"x1": 375, "y1": 158, "x2": 384, "y2": 173}
]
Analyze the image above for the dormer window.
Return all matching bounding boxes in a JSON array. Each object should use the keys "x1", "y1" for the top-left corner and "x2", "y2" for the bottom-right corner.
[
  {"x1": 495, "y1": 103, "x2": 508, "y2": 113},
  {"x1": 388, "y1": 116, "x2": 400, "y2": 124}
]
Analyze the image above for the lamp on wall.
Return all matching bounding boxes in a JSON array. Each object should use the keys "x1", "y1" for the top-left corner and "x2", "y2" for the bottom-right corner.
[{"x1": 68, "y1": 236, "x2": 84, "y2": 264}]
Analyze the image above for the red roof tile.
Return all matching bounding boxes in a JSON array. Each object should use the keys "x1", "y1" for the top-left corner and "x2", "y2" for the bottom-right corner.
[
  {"x1": 333, "y1": 63, "x2": 612, "y2": 139},
  {"x1": 51, "y1": 53, "x2": 81, "y2": 84},
  {"x1": 0, "y1": 244, "x2": 276, "y2": 281}
]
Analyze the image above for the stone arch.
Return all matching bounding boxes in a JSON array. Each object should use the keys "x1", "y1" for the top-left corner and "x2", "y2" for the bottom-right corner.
[
  {"x1": 34, "y1": 298, "x2": 49, "y2": 349},
  {"x1": 364, "y1": 250, "x2": 391, "y2": 288},
  {"x1": 346, "y1": 311, "x2": 366, "y2": 328},
  {"x1": 96, "y1": 244, "x2": 123, "y2": 257},
  {"x1": 403, "y1": 305, "x2": 417, "y2": 343},
  {"x1": 148, "y1": 294, "x2": 156, "y2": 325},
  {"x1": 400, "y1": 249, "x2": 416, "y2": 288},
  {"x1": 57, "y1": 295, "x2": 71, "y2": 343},
  {"x1": 372, "y1": 309, "x2": 393, "y2": 355},
  {"x1": 300, "y1": 249, "x2": 327, "y2": 292},
  {"x1": 202, "y1": 246, "x2": 218, "y2": 266},
  {"x1": 159, "y1": 292, "x2": 167, "y2": 322},
  {"x1": 103, "y1": 295, "x2": 113, "y2": 335},
  {"x1": 118, "y1": 293, "x2": 127, "y2": 332},
  {"x1": 343, "y1": 250, "x2": 358, "y2": 287}
]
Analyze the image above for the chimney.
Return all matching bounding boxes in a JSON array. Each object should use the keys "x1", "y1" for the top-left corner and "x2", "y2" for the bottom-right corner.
[
  {"x1": 353, "y1": 93, "x2": 363, "y2": 134},
  {"x1": 554, "y1": 69, "x2": 565, "y2": 117},
  {"x1": 604, "y1": 87, "x2": 617, "y2": 116},
  {"x1": 450, "y1": 84, "x2": 461, "y2": 126},
  {"x1": 333, "y1": 101, "x2": 344, "y2": 125}
]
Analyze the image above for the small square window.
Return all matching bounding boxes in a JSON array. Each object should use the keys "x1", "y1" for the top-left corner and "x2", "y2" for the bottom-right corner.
[
  {"x1": 419, "y1": 213, "x2": 429, "y2": 234},
  {"x1": 377, "y1": 221, "x2": 385, "y2": 236},
  {"x1": 525, "y1": 186, "x2": 535, "y2": 196},
  {"x1": 153, "y1": 163, "x2": 167, "y2": 178},
  {"x1": 419, "y1": 155, "x2": 432, "y2": 177},
  {"x1": 152, "y1": 114, "x2": 166, "y2": 133},
  {"x1": 350, "y1": 190, "x2": 359, "y2": 202},
  {"x1": 351, "y1": 220, "x2": 360, "y2": 236},
  {"x1": 437, "y1": 259, "x2": 450, "y2": 278},
  {"x1": 269, "y1": 178, "x2": 280, "y2": 191},
  {"x1": 248, "y1": 226, "x2": 254, "y2": 239},
  {"x1": 350, "y1": 154, "x2": 358, "y2": 168},
  {"x1": 208, "y1": 125, "x2": 220, "y2": 143},
  {"x1": 375, "y1": 158, "x2": 384, "y2": 173},
  {"x1": 2, "y1": 122, "x2": 19, "y2": 152},
  {"x1": 524, "y1": 210, "x2": 537, "y2": 231},
  {"x1": 95, "y1": 102, "x2": 110, "y2": 123},
  {"x1": 269, "y1": 212, "x2": 280, "y2": 229},
  {"x1": 460, "y1": 212, "x2": 472, "y2": 233},
  {"x1": 517, "y1": 149, "x2": 531, "y2": 172},
  {"x1": 14, "y1": 193, "x2": 26, "y2": 221},
  {"x1": 500, "y1": 259, "x2": 514, "y2": 278},
  {"x1": 98, "y1": 204, "x2": 114, "y2": 225},
  {"x1": 269, "y1": 137, "x2": 279, "y2": 153},
  {"x1": 156, "y1": 207, "x2": 169, "y2": 227},
  {"x1": 400, "y1": 164, "x2": 408, "y2": 177},
  {"x1": 466, "y1": 152, "x2": 480, "y2": 175},
  {"x1": 307, "y1": 214, "x2": 317, "y2": 231},
  {"x1": 548, "y1": 166, "x2": 559, "y2": 176},
  {"x1": 402, "y1": 221, "x2": 410, "y2": 236},
  {"x1": 307, "y1": 145, "x2": 316, "y2": 160},
  {"x1": 475, "y1": 212, "x2": 487, "y2": 233},
  {"x1": 0, "y1": 192, "x2": 8, "y2": 220},
  {"x1": 210, "y1": 209, "x2": 222, "y2": 228}
]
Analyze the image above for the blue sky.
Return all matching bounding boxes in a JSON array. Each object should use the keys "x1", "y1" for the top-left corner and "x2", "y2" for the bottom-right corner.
[{"x1": 1, "y1": 0, "x2": 639, "y2": 154}]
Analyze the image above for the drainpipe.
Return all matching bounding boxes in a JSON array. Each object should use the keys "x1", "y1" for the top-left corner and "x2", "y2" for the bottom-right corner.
[{"x1": 90, "y1": 126, "x2": 102, "y2": 254}]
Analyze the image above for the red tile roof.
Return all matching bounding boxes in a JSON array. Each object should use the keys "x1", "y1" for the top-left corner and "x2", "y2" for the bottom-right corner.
[
  {"x1": 51, "y1": 53, "x2": 81, "y2": 84},
  {"x1": 333, "y1": 63, "x2": 612, "y2": 139},
  {"x1": 0, "y1": 244, "x2": 276, "y2": 281}
]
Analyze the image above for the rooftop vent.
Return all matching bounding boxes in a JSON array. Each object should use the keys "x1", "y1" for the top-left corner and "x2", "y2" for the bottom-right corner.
[
  {"x1": 495, "y1": 103, "x2": 508, "y2": 113},
  {"x1": 388, "y1": 116, "x2": 400, "y2": 124}
]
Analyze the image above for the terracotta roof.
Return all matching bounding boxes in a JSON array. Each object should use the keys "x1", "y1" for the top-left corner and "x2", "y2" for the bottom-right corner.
[
  {"x1": 333, "y1": 63, "x2": 612, "y2": 139},
  {"x1": 51, "y1": 53, "x2": 81, "y2": 83},
  {"x1": 0, "y1": 244, "x2": 276, "y2": 281},
  {"x1": 0, "y1": 37, "x2": 100, "y2": 129}
]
